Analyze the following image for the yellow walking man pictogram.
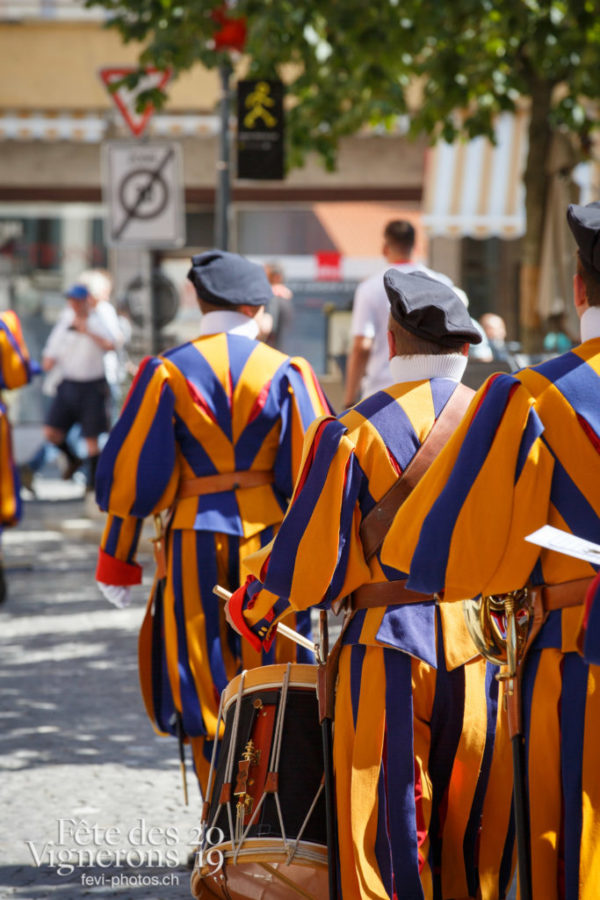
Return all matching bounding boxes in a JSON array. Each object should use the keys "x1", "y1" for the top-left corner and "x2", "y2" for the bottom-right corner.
[{"x1": 243, "y1": 82, "x2": 278, "y2": 129}]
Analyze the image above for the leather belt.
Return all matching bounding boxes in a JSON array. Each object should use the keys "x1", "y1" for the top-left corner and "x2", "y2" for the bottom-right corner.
[
  {"x1": 351, "y1": 579, "x2": 434, "y2": 610},
  {"x1": 534, "y1": 577, "x2": 594, "y2": 611},
  {"x1": 350, "y1": 577, "x2": 594, "y2": 613},
  {"x1": 177, "y1": 470, "x2": 274, "y2": 499}
]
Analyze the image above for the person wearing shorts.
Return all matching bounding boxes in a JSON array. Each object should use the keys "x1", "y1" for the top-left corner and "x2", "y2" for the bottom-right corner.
[{"x1": 42, "y1": 283, "x2": 116, "y2": 490}]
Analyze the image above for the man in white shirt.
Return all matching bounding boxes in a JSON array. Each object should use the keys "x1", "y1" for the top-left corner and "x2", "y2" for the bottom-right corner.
[
  {"x1": 343, "y1": 219, "x2": 454, "y2": 407},
  {"x1": 42, "y1": 283, "x2": 117, "y2": 489}
]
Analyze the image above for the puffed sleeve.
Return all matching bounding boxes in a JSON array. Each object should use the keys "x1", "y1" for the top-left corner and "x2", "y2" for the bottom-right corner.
[
  {"x1": 238, "y1": 415, "x2": 372, "y2": 643},
  {"x1": 380, "y1": 373, "x2": 555, "y2": 601},
  {"x1": 272, "y1": 356, "x2": 334, "y2": 500},
  {"x1": 0, "y1": 311, "x2": 35, "y2": 389},
  {"x1": 95, "y1": 356, "x2": 180, "y2": 584}
]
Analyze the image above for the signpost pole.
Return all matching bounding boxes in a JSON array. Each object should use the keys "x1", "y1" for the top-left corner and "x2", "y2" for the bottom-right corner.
[{"x1": 215, "y1": 61, "x2": 232, "y2": 251}]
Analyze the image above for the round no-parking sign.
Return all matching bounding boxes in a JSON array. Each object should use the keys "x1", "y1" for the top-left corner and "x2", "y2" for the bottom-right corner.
[{"x1": 102, "y1": 141, "x2": 185, "y2": 248}]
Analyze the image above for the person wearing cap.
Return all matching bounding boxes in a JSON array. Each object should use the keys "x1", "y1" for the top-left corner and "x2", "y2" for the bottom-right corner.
[
  {"x1": 379, "y1": 201, "x2": 600, "y2": 898},
  {"x1": 226, "y1": 270, "x2": 514, "y2": 900},
  {"x1": 93, "y1": 250, "x2": 331, "y2": 790},
  {"x1": 42, "y1": 283, "x2": 117, "y2": 489}
]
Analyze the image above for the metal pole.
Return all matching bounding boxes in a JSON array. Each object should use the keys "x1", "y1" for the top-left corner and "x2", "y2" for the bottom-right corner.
[{"x1": 215, "y1": 61, "x2": 232, "y2": 250}]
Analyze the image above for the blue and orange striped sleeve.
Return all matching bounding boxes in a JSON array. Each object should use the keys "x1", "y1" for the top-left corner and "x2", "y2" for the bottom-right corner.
[
  {"x1": 0, "y1": 311, "x2": 35, "y2": 389},
  {"x1": 380, "y1": 374, "x2": 554, "y2": 601},
  {"x1": 96, "y1": 355, "x2": 180, "y2": 584},
  {"x1": 273, "y1": 357, "x2": 334, "y2": 499},
  {"x1": 238, "y1": 415, "x2": 371, "y2": 642}
]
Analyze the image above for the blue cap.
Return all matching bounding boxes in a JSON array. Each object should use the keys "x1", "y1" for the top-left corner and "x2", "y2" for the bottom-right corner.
[
  {"x1": 384, "y1": 269, "x2": 482, "y2": 348},
  {"x1": 64, "y1": 284, "x2": 89, "y2": 301},
  {"x1": 567, "y1": 202, "x2": 600, "y2": 278},
  {"x1": 187, "y1": 250, "x2": 273, "y2": 308}
]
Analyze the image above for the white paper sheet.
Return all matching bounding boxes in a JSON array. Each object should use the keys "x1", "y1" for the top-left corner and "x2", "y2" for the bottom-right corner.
[{"x1": 525, "y1": 525, "x2": 600, "y2": 565}]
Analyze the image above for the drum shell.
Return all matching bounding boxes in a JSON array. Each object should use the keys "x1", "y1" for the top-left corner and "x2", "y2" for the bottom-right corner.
[{"x1": 205, "y1": 664, "x2": 327, "y2": 847}]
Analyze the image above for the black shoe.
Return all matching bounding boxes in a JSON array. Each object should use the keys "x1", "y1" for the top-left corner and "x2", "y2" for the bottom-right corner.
[
  {"x1": 62, "y1": 456, "x2": 82, "y2": 481},
  {"x1": 18, "y1": 465, "x2": 36, "y2": 496},
  {"x1": 0, "y1": 565, "x2": 6, "y2": 604}
]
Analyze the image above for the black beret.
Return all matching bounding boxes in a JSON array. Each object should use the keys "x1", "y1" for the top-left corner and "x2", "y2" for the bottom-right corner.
[
  {"x1": 567, "y1": 202, "x2": 600, "y2": 279},
  {"x1": 187, "y1": 250, "x2": 273, "y2": 308},
  {"x1": 384, "y1": 269, "x2": 482, "y2": 348}
]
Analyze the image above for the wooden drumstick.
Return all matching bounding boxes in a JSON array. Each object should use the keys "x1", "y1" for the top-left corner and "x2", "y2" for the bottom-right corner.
[{"x1": 213, "y1": 584, "x2": 317, "y2": 655}]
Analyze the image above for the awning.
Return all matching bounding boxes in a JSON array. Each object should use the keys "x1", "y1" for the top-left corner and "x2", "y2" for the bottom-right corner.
[{"x1": 423, "y1": 110, "x2": 529, "y2": 238}]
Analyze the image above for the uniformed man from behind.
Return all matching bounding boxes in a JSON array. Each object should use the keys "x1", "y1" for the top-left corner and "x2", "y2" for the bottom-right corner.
[
  {"x1": 227, "y1": 271, "x2": 514, "y2": 900},
  {"x1": 381, "y1": 201, "x2": 600, "y2": 898},
  {"x1": 94, "y1": 249, "x2": 332, "y2": 791}
]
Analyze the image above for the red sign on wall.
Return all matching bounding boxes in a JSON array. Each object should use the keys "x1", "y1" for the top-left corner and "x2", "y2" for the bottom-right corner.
[
  {"x1": 316, "y1": 251, "x2": 342, "y2": 281},
  {"x1": 99, "y1": 67, "x2": 171, "y2": 137}
]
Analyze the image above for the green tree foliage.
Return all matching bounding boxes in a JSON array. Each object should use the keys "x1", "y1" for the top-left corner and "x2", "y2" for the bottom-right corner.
[
  {"x1": 86, "y1": 0, "x2": 600, "y2": 168},
  {"x1": 88, "y1": 0, "x2": 600, "y2": 341}
]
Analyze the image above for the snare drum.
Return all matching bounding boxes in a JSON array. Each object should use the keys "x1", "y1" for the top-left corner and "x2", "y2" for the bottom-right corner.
[{"x1": 191, "y1": 663, "x2": 328, "y2": 900}]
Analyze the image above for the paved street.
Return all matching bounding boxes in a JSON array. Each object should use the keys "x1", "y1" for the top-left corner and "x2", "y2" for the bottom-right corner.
[{"x1": 0, "y1": 485, "x2": 200, "y2": 899}]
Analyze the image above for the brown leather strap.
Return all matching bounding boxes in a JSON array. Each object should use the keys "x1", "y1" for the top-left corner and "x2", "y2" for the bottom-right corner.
[
  {"x1": 352, "y1": 579, "x2": 434, "y2": 610},
  {"x1": 541, "y1": 577, "x2": 594, "y2": 611},
  {"x1": 360, "y1": 382, "x2": 474, "y2": 561},
  {"x1": 177, "y1": 470, "x2": 274, "y2": 499}
]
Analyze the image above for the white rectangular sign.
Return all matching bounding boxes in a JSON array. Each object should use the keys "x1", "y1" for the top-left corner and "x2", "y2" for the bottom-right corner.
[
  {"x1": 525, "y1": 525, "x2": 600, "y2": 565},
  {"x1": 102, "y1": 141, "x2": 186, "y2": 248}
]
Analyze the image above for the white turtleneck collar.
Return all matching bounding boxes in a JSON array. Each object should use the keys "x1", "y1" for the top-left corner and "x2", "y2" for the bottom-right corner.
[
  {"x1": 199, "y1": 310, "x2": 260, "y2": 339},
  {"x1": 388, "y1": 353, "x2": 468, "y2": 384},
  {"x1": 580, "y1": 306, "x2": 600, "y2": 344}
]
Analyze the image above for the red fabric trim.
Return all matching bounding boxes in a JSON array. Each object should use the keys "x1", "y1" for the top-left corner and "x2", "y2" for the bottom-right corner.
[
  {"x1": 228, "y1": 578, "x2": 265, "y2": 653},
  {"x1": 583, "y1": 571, "x2": 600, "y2": 631},
  {"x1": 247, "y1": 379, "x2": 272, "y2": 425},
  {"x1": 577, "y1": 412, "x2": 600, "y2": 455},
  {"x1": 96, "y1": 548, "x2": 142, "y2": 586},
  {"x1": 186, "y1": 378, "x2": 217, "y2": 423}
]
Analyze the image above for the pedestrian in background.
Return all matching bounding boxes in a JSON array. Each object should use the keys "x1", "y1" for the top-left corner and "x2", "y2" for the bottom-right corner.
[
  {"x1": 343, "y1": 219, "x2": 454, "y2": 407},
  {"x1": 94, "y1": 250, "x2": 332, "y2": 791},
  {"x1": 42, "y1": 283, "x2": 115, "y2": 491}
]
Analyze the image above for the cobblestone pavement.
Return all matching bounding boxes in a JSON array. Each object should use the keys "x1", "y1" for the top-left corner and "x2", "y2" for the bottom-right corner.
[{"x1": 0, "y1": 486, "x2": 201, "y2": 900}]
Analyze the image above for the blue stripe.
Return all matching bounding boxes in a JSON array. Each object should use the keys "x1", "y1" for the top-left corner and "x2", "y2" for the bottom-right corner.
[
  {"x1": 326, "y1": 456, "x2": 367, "y2": 604},
  {"x1": 428, "y1": 612, "x2": 465, "y2": 894},
  {"x1": 515, "y1": 407, "x2": 544, "y2": 483},
  {"x1": 167, "y1": 342, "x2": 232, "y2": 441},
  {"x1": 534, "y1": 350, "x2": 600, "y2": 437},
  {"x1": 349, "y1": 644, "x2": 365, "y2": 727},
  {"x1": 226, "y1": 334, "x2": 259, "y2": 392},
  {"x1": 265, "y1": 419, "x2": 347, "y2": 596},
  {"x1": 96, "y1": 357, "x2": 160, "y2": 510},
  {"x1": 561, "y1": 653, "x2": 587, "y2": 900},
  {"x1": 234, "y1": 373, "x2": 288, "y2": 469},
  {"x1": 173, "y1": 413, "x2": 219, "y2": 476},
  {"x1": 131, "y1": 382, "x2": 177, "y2": 517},
  {"x1": 374, "y1": 764, "x2": 393, "y2": 898},
  {"x1": 547, "y1": 452, "x2": 600, "y2": 547},
  {"x1": 356, "y1": 390, "x2": 420, "y2": 472},
  {"x1": 407, "y1": 374, "x2": 517, "y2": 594},
  {"x1": 195, "y1": 531, "x2": 230, "y2": 695},
  {"x1": 521, "y1": 647, "x2": 543, "y2": 824},
  {"x1": 383, "y1": 648, "x2": 423, "y2": 898},
  {"x1": 171, "y1": 532, "x2": 205, "y2": 736},
  {"x1": 430, "y1": 378, "x2": 459, "y2": 417},
  {"x1": 127, "y1": 519, "x2": 144, "y2": 564},
  {"x1": 462, "y1": 662, "x2": 499, "y2": 896},
  {"x1": 150, "y1": 579, "x2": 177, "y2": 735},
  {"x1": 104, "y1": 515, "x2": 122, "y2": 557}
]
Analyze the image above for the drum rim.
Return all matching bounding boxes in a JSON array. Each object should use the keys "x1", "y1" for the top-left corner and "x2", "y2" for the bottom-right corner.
[{"x1": 222, "y1": 663, "x2": 318, "y2": 710}]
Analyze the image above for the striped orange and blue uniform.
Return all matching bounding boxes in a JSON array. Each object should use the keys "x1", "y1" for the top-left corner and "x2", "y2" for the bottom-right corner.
[
  {"x1": 382, "y1": 339, "x2": 600, "y2": 900},
  {"x1": 0, "y1": 311, "x2": 35, "y2": 527},
  {"x1": 237, "y1": 379, "x2": 514, "y2": 900},
  {"x1": 95, "y1": 333, "x2": 331, "y2": 788}
]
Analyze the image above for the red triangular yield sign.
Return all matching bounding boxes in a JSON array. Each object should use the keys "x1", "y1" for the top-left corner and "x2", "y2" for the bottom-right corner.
[{"x1": 99, "y1": 67, "x2": 172, "y2": 137}]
